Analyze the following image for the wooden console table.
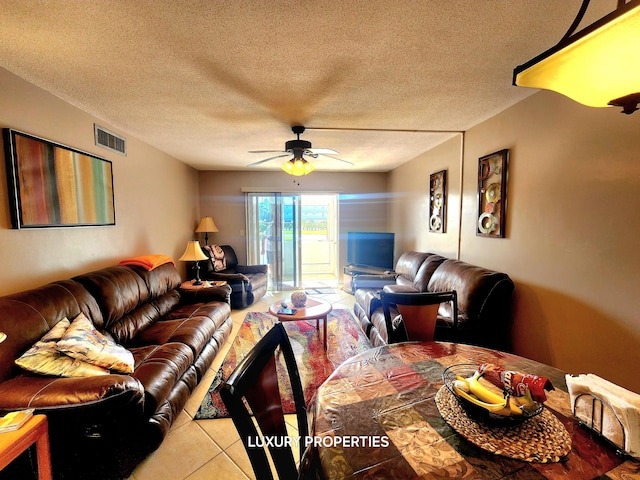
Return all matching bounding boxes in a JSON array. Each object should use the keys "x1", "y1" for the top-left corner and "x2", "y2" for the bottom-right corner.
[{"x1": 0, "y1": 414, "x2": 52, "y2": 479}]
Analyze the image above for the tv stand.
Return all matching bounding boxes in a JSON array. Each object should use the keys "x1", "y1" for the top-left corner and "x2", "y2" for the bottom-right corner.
[{"x1": 342, "y1": 265, "x2": 393, "y2": 294}]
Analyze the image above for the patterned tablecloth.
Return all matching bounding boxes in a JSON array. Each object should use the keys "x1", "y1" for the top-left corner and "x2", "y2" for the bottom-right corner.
[{"x1": 310, "y1": 342, "x2": 640, "y2": 479}]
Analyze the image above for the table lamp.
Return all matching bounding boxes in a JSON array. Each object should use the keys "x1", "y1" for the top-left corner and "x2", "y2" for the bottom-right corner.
[
  {"x1": 179, "y1": 240, "x2": 208, "y2": 285},
  {"x1": 195, "y1": 216, "x2": 219, "y2": 245}
]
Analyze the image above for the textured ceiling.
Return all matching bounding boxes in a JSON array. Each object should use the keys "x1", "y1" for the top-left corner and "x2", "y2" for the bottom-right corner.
[{"x1": 0, "y1": 0, "x2": 615, "y2": 172}]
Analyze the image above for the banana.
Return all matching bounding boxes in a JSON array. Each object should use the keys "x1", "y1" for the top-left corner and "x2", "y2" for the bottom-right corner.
[
  {"x1": 468, "y1": 372, "x2": 522, "y2": 416},
  {"x1": 453, "y1": 383, "x2": 509, "y2": 413},
  {"x1": 451, "y1": 372, "x2": 521, "y2": 416},
  {"x1": 450, "y1": 369, "x2": 542, "y2": 416},
  {"x1": 476, "y1": 377, "x2": 525, "y2": 415},
  {"x1": 510, "y1": 388, "x2": 537, "y2": 411}
]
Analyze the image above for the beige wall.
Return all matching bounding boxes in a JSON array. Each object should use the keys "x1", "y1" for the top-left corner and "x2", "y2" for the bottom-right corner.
[
  {"x1": 0, "y1": 69, "x2": 200, "y2": 295},
  {"x1": 198, "y1": 170, "x2": 389, "y2": 267},
  {"x1": 388, "y1": 135, "x2": 462, "y2": 259},
  {"x1": 389, "y1": 90, "x2": 640, "y2": 392}
]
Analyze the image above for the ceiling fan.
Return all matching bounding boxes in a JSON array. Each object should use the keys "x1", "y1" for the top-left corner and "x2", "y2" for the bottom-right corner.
[{"x1": 247, "y1": 125, "x2": 353, "y2": 176}]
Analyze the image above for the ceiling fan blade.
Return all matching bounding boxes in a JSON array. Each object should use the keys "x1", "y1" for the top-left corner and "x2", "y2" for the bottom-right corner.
[
  {"x1": 248, "y1": 150, "x2": 287, "y2": 154},
  {"x1": 247, "y1": 153, "x2": 291, "y2": 167},
  {"x1": 308, "y1": 148, "x2": 339, "y2": 155},
  {"x1": 317, "y1": 154, "x2": 354, "y2": 166}
]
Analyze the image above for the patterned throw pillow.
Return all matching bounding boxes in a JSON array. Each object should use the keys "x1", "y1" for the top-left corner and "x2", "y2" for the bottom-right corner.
[
  {"x1": 56, "y1": 313, "x2": 135, "y2": 374},
  {"x1": 206, "y1": 245, "x2": 226, "y2": 272},
  {"x1": 15, "y1": 318, "x2": 110, "y2": 377}
]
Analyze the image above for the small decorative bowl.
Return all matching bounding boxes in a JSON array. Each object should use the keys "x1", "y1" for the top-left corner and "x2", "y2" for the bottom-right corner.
[{"x1": 290, "y1": 291, "x2": 307, "y2": 308}]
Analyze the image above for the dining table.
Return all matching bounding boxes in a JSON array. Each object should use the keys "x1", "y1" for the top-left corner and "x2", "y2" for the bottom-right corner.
[{"x1": 309, "y1": 341, "x2": 640, "y2": 479}]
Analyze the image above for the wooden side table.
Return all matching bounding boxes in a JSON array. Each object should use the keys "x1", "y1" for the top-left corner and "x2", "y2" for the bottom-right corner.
[
  {"x1": 180, "y1": 280, "x2": 227, "y2": 291},
  {"x1": 179, "y1": 280, "x2": 231, "y2": 305},
  {"x1": 269, "y1": 298, "x2": 332, "y2": 350},
  {"x1": 0, "y1": 414, "x2": 52, "y2": 479}
]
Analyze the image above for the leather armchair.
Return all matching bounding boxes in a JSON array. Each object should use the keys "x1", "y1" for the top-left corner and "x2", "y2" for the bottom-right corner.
[{"x1": 201, "y1": 245, "x2": 268, "y2": 309}]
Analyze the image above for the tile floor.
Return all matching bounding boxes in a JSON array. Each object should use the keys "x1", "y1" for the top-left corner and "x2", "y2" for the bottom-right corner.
[{"x1": 128, "y1": 288, "x2": 356, "y2": 480}]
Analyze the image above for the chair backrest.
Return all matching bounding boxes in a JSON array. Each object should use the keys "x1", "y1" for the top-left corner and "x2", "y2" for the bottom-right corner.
[
  {"x1": 220, "y1": 323, "x2": 308, "y2": 480},
  {"x1": 381, "y1": 290, "x2": 458, "y2": 343}
]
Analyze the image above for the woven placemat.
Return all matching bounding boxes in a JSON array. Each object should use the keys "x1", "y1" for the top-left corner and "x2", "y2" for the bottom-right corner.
[{"x1": 435, "y1": 386, "x2": 571, "y2": 463}]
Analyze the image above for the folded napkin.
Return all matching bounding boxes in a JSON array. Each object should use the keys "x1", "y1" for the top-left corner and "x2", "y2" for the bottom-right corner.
[{"x1": 566, "y1": 373, "x2": 640, "y2": 458}]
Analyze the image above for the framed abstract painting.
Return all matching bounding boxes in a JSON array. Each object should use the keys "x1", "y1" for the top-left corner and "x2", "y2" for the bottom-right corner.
[{"x1": 3, "y1": 129, "x2": 115, "y2": 229}]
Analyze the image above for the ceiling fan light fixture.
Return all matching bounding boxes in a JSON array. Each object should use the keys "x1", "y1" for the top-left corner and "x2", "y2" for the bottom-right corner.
[
  {"x1": 282, "y1": 157, "x2": 315, "y2": 176},
  {"x1": 513, "y1": 0, "x2": 640, "y2": 114}
]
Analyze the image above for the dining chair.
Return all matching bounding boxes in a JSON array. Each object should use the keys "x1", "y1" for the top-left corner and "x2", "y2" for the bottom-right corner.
[
  {"x1": 220, "y1": 322, "x2": 316, "y2": 480},
  {"x1": 380, "y1": 290, "x2": 458, "y2": 343}
]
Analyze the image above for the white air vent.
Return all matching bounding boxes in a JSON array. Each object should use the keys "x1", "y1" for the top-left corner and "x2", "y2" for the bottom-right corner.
[{"x1": 94, "y1": 124, "x2": 126, "y2": 155}]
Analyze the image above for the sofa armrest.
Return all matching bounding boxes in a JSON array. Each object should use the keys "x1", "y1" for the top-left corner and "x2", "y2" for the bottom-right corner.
[
  {"x1": 382, "y1": 284, "x2": 420, "y2": 294},
  {"x1": 352, "y1": 274, "x2": 397, "y2": 291},
  {"x1": 179, "y1": 284, "x2": 231, "y2": 305},
  {"x1": 236, "y1": 264, "x2": 268, "y2": 275},
  {"x1": 204, "y1": 271, "x2": 250, "y2": 284},
  {"x1": 0, "y1": 375, "x2": 145, "y2": 413}
]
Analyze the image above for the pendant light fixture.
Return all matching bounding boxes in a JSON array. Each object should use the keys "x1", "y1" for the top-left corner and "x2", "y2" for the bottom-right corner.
[{"x1": 513, "y1": 0, "x2": 640, "y2": 114}]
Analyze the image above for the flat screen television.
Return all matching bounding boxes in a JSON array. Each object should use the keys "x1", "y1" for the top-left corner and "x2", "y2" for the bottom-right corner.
[{"x1": 347, "y1": 232, "x2": 395, "y2": 270}]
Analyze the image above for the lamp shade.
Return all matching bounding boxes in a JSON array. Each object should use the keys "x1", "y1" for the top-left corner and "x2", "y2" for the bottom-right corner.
[
  {"x1": 178, "y1": 240, "x2": 208, "y2": 262},
  {"x1": 195, "y1": 216, "x2": 219, "y2": 233},
  {"x1": 514, "y1": 2, "x2": 640, "y2": 113},
  {"x1": 281, "y1": 157, "x2": 315, "y2": 176}
]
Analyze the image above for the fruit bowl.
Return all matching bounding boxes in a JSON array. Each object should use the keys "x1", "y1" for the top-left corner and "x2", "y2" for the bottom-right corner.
[{"x1": 442, "y1": 364, "x2": 544, "y2": 424}]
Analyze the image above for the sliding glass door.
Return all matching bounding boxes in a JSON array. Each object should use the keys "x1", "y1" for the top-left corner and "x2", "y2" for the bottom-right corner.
[{"x1": 246, "y1": 192, "x2": 338, "y2": 291}]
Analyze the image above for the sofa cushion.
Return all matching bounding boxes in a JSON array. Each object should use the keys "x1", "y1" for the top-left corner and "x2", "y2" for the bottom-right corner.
[
  {"x1": 128, "y1": 263, "x2": 182, "y2": 300},
  {"x1": 412, "y1": 255, "x2": 446, "y2": 291},
  {"x1": 74, "y1": 264, "x2": 183, "y2": 343},
  {"x1": 427, "y1": 258, "x2": 512, "y2": 326},
  {"x1": 133, "y1": 301, "x2": 231, "y2": 358},
  {"x1": 56, "y1": 313, "x2": 134, "y2": 374},
  {"x1": 394, "y1": 251, "x2": 432, "y2": 285},
  {"x1": 74, "y1": 266, "x2": 151, "y2": 330},
  {"x1": 107, "y1": 291, "x2": 182, "y2": 345},
  {"x1": 15, "y1": 318, "x2": 110, "y2": 377}
]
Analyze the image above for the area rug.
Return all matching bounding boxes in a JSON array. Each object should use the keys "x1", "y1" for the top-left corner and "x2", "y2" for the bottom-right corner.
[{"x1": 194, "y1": 309, "x2": 371, "y2": 420}]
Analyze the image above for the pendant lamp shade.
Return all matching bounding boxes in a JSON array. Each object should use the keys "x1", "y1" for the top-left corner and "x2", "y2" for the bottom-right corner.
[{"x1": 514, "y1": 0, "x2": 640, "y2": 114}]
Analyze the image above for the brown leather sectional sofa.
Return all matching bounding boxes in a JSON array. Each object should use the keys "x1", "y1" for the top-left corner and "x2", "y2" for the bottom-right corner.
[
  {"x1": 353, "y1": 251, "x2": 515, "y2": 351},
  {"x1": 0, "y1": 262, "x2": 232, "y2": 479}
]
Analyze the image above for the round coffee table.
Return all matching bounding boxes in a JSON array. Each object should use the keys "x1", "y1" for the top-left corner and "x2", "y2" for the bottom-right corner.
[{"x1": 269, "y1": 297, "x2": 332, "y2": 350}]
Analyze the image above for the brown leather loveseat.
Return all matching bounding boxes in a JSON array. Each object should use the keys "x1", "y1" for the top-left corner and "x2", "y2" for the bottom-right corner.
[
  {"x1": 353, "y1": 251, "x2": 515, "y2": 351},
  {"x1": 0, "y1": 261, "x2": 232, "y2": 480}
]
